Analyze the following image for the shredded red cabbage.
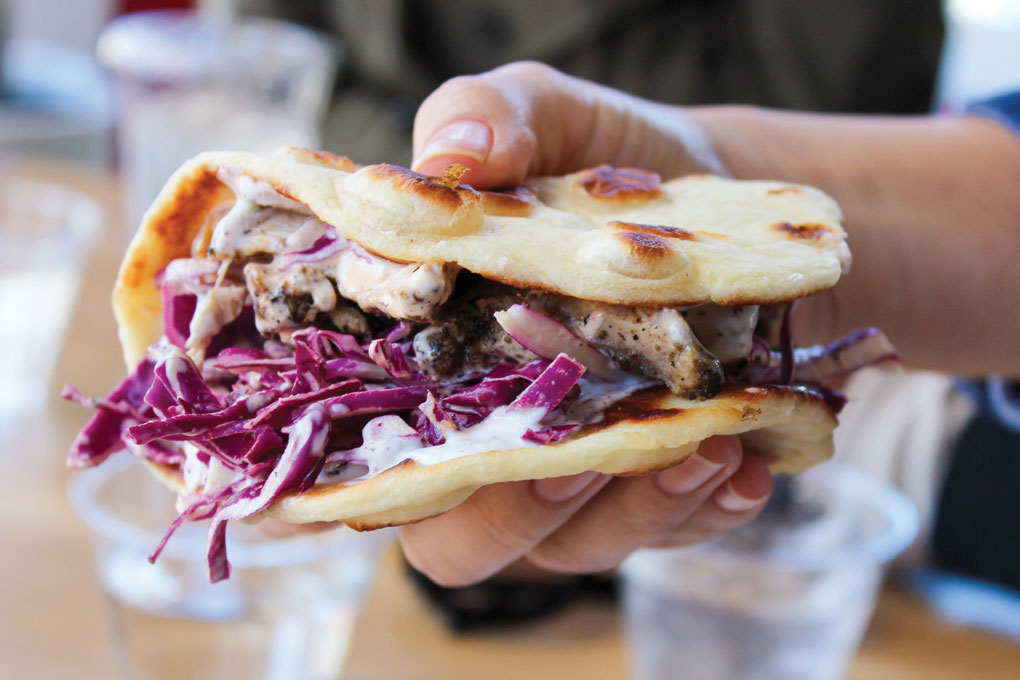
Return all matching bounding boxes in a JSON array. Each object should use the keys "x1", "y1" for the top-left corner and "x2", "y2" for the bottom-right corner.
[
  {"x1": 510, "y1": 354, "x2": 586, "y2": 413},
  {"x1": 65, "y1": 302, "x2": 594, "y2": 582}
]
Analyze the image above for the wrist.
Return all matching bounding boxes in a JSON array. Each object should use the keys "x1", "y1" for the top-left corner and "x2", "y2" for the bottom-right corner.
[{"x1": 684, "y1": 105, "x2": 792, "y2": 181}]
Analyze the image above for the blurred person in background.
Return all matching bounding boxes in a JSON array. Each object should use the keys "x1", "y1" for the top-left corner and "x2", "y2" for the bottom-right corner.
[
  {"x1": 241, "y1": 0, "x2": 945, "y2": 162},
  {"x1": 233, "y1": 0, "x2": 1016, "y2": 620}
]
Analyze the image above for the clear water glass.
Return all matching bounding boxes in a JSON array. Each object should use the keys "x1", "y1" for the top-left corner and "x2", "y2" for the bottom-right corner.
[
  {"x1": 0, "y1": 175, "x2": 100, "y2": 419},
  {"x1": 69, "y1": 457, "x2": 391, "y2": 680},
  {"x1": 97, "y1": 10, "x2": 340, "y2": 230},
  {"x1": 619, "y1": 463, "x2": 919, "y2": 680}
]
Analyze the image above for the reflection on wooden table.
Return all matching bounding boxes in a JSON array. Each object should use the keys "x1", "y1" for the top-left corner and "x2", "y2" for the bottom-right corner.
[{"x1": 1, "y1": 162, "x2": 1017, "y2": 680}]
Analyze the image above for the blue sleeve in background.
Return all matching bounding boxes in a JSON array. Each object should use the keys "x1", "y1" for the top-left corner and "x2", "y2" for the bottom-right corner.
[{"x1": 966, "y1": 90, "x2": 1020, "y2": 139}]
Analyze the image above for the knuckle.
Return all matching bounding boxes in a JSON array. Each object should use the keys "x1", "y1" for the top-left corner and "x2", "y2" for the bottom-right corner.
[
  {"x1": 417, "y1": 75, "x2": 498, "y2": 123},
  {"x1": 472, "y1": 495, "x2": 542, "y2": 553},
  {"x1": 615, "y1": 497, "x2": 677, "y2": 537},
  {"x1": 431, "y1": 73, "x2": 480, "y2": 98},
  {"x1": 399, "y1": 535, "x2": 481, "y2": 587}
]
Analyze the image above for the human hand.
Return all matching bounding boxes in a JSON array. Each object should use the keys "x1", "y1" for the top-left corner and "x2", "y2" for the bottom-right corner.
[
  {"x1": 400, "y1": 436, "x2": 772, "y2": 586},
  {"x1": 411, "y1": 60, "x2": 727, "y2": 189},
  {"x1": 398, "y1": 62, "x2": 772, "y2": 586}
]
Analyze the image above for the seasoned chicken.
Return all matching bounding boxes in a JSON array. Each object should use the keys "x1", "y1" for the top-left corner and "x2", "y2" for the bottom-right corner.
[
  {"x1": 544, "y1": 296, "x2": 724, "y2": 400},
  {"x1": 414, "y1": 293, "x2": 537, "y2": 378},
  {"x1": 414, "y1": 282, "x2": 724, "y2": 400},
  {"x1": 209, "y1": 201, "x2": 458, "y2": 335}
]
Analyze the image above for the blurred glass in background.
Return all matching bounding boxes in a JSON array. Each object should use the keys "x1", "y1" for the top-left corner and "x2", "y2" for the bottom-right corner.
[
  {"x1": 97, "y1": 8, "x2": 339, "y2": 230},
  {"x1": 0, "y1": 175, "x2": 101, "y2": 421},
  {"x1": 0, "y1": 0, "x2": 113, "y2": 164},
  {"x1": 620, "y1": 466, "x2": 919, "y2": 680},
  {"x1": 69, "y1": 457, "x2": 392, "y2": 680}
]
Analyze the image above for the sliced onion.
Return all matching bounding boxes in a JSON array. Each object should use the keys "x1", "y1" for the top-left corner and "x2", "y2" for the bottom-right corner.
[
  {"x1": 793, "y1": 327, "x2": 901, "y2": 385},
  {"x1": 494, "y1": 304, "x2": 621, "y2": 379}
]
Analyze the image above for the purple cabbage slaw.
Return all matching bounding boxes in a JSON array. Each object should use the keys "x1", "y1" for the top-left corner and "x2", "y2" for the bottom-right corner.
[{"x1": 65, "y1": 297, "x2": 590, "y2": 581}]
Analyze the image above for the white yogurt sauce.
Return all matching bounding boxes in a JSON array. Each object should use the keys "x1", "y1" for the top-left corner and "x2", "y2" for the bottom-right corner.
[
  {"x1": 205, "y1": 173, "x2": 456, "y2": 324},
  {"x1": 320, "y1": 372, "x2": 660, "y2": 485}
]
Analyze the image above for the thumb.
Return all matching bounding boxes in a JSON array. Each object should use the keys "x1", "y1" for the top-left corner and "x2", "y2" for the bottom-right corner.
[
  {"x1": 412, "y1": 62, "x2": 569, "y2": 189},
  {"x1": 412, "y1": 61, "x2": 723, "y2": 189}
]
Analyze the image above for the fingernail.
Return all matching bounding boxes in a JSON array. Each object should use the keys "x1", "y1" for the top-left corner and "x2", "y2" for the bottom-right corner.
[
  {"x1": 656, "y1": 453, "x2": 725, "y2": 496},
  {"x1": 414, "y1": 120, "x2": 493, "y2": 169},
  {"x1": 714, "y1": 480, "x2": 768, "y2": 512},
  {"x1": 533, "y1": 471, "x2": 600, "y2": 503}
]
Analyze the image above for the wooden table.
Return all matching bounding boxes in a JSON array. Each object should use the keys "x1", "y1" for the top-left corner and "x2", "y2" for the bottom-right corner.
[{"x1": 2, "y1": 162, "x2": 1018, "y2": 679}]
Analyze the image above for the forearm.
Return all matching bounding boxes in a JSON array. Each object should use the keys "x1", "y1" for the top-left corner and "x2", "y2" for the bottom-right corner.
[{"x1": 690, "y1": 107, "x2": 1020, "y2": 376}]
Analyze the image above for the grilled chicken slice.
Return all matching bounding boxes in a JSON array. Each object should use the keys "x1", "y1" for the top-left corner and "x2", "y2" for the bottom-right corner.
[
  {"x1": 244, "y1": 261, "x2": 339, "y2": 337},
  {"x1": 414, "y1": 283, "x2": 724, "y2": 400},
  {"x1": 211, "y1": 201, "x2": 459, "y2": 334},
  {"x1": 414, "y1": 292, "x2": 536, "y2": 378},
  {"x1": 542, "y1": 296, "x2": 724, "y2": 400}
]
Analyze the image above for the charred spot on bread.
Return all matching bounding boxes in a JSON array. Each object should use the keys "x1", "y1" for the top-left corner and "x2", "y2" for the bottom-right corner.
[
  {"x1": 480, "y1": 186, "x2": 539, "y2": 217},
  {"x1": 615, "y1": 230, "x2": 674, "y2": 259},
  {"x1": 774, "y1": 221, "x2": 830, "y2": 241},
  {"x1": 608, "y1": 220, "x2": 696, "y2": 240},
  {"x1": 767, "y1": 186, "x2": 803, "y2": 196},
  {"x1": 574, "y1": 165, "x2": 663, "y2": 201},
  {"x1": 361, "y1": 163, "x2": 479, "y2": 211},
  {"x1": 127, "y1": 168, "x2": 230, "y2": 289},
  {"x1": 576, "y1": 387, "x2": 680, "y2": 435}
]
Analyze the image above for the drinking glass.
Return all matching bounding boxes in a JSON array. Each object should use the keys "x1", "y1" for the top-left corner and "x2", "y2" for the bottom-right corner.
[
  {"x1": 97, "y1": 10, "x2": 340, "y2": 230},
  {"x1": 0, "y1": 175, "x2": 101, "y2": 419},
  {"x1": 619, "y1": 463, "x2": 919, "y2": 680},
  {"x1": 69, "y1": 456, "x2": 391, "y2": 680}
]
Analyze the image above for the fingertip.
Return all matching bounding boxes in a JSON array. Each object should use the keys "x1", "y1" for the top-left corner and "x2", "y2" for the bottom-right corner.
[
  {"x1": 713, "y1": 454, "x2": 773, "y2": 513},
  {"x1": 695, "y1": 435, "x2": 743, "y2": 467}
]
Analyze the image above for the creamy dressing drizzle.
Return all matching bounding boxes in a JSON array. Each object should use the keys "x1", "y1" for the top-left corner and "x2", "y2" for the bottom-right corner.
[
  {"x1": 160, "y1": 348, "x2": 191, "y2": 398},
  {"x1": 318, "y1": 372, "x2": 658, "y2": 486},
  {"x1": 177, "y1": 442, "x2": 241, "y2": 513},
  {"x1": 186, "y1": 259, "x2": 245, "y2": 364},
  {"x1": 206, "y1": 172, "x2": 456, "y2": 324}
]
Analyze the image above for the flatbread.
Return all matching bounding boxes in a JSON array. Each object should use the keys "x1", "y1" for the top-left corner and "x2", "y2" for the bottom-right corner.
[
  {"x1": 116, "y1": 148, "x2": 841, "y2": 528},
  {"x1": 114, "y1": 146, "x2": 848, "y2": 369}
]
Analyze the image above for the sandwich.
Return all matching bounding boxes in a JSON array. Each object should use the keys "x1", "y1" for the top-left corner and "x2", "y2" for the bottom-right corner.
[{"x1": 66, "y1": 147, "x2": 897, "y2": 581}]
